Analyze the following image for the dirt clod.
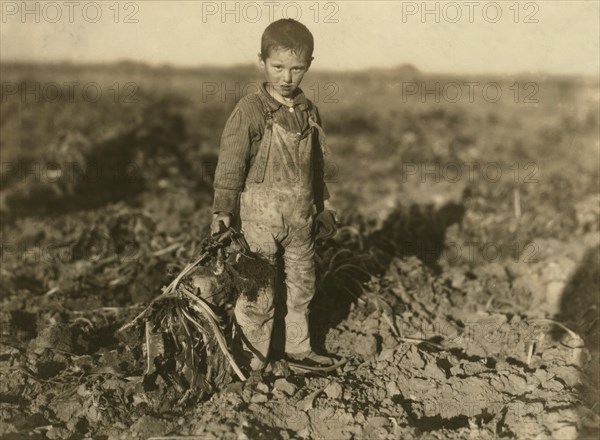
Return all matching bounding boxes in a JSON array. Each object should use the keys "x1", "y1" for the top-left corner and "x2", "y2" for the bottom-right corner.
[
  {"x1": 273, "y1": 378, "x2": 297, "y2": 396},
  {"x1": 324, "y1": 381, "x2": 343, "y2": 399},
  {"x1": 250, "y1": 393, "x2": 268, "y2": 403}
]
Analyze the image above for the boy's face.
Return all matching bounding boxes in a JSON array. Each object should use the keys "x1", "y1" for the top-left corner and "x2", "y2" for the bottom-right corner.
[{"x1": 259, "y1": 48, "x2": 311, "y2": 98}]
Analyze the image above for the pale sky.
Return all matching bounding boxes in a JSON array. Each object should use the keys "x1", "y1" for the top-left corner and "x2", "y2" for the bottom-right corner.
[{"x1": 1, "y1": 1, "x2": 598, "y2": 74}]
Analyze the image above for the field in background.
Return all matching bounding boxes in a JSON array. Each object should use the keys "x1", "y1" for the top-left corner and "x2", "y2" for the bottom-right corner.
[
  {"x1": 2, "y1": 62, "x2": 597, "y2": 244},
  {"x1": 1, "y1": 62, "x2": 599, "y2": 439}
]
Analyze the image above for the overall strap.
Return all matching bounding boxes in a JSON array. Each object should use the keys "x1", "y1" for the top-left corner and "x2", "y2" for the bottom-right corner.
[
  {"x1": 259, "y1": 92, "x2": 276, "y2": 126},
  {"x1": 252, "y1": 95, "x2": 275, "y2": 183},
  {"x1": 307, "y1": 101, "x2": 329, "y2": 156}
]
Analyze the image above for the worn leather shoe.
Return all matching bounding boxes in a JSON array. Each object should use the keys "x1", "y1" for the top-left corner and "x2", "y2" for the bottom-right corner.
[{"x1": 286, "y1": 350, "x2": 336, "y2": 367}]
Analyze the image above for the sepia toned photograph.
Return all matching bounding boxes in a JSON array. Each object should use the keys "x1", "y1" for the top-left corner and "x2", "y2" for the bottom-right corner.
[{"x1": 1, "y1": 1, "x2": 599, "y2": 439}]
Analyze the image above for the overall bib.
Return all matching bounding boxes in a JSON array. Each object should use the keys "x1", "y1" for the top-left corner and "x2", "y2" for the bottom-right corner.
[{"x1": 234, "y1": 103, "x2": 327, "y2": 369}]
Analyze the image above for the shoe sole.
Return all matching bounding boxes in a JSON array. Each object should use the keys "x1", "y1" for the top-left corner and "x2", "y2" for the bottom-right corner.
[{"x1": 287, "y1": 358, "x2": 347, "y2": 372}]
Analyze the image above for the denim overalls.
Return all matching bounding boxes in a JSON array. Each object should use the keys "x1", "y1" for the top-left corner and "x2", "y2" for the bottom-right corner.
[{"x1": 234, "y1": 99, "x2": 328, "y2": 369}]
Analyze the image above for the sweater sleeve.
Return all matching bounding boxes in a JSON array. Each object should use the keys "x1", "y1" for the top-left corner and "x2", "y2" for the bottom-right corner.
[{"x1": 212, "y1": 105, "x2": 252, "y2": 215}]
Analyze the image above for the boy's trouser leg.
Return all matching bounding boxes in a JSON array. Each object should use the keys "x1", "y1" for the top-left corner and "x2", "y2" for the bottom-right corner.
[
  {"x1": 234, "y1": 219, "x2": 277, "y2": 370},
  {"x1": 282, "y1": 219, "x2": 316, "y2": 354}
]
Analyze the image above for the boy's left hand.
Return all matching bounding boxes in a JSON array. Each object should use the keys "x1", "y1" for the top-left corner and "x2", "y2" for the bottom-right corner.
[
  {"x1": 324, "y1": 199, "x2": 339, "y2": 224},
  {"x1": 315, "y1": 201, "x2": 339, "y2": 241}
]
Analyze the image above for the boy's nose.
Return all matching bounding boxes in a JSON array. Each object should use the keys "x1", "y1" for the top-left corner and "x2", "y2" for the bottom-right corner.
[{"x1": 282, "y1": 70, "x2": 292, "y2": 83}]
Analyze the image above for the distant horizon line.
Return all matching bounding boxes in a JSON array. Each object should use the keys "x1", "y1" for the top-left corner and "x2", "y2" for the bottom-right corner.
[{"x1": 1, "y1": 58, "x2": 597, "y2": 79}]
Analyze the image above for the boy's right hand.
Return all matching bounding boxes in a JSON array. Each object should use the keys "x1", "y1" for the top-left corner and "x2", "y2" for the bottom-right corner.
[{"x1": 211, "y1": 212, "x2": 232, "y2": 236}]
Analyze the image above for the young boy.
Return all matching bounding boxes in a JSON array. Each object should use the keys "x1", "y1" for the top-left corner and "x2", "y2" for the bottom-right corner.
[{"x1": 210, "y1": 19, "x2": 336, "y2": 371}]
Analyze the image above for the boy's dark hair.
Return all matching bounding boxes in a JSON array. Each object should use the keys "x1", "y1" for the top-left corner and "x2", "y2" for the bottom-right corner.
[{"x1": 260, "y1": 19, "x2": 314, "y2": 64}]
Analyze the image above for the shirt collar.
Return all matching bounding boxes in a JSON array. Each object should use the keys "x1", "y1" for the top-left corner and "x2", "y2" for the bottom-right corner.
[{"x1": 259, "y1": 82, "x2": 309, "y2": 112}]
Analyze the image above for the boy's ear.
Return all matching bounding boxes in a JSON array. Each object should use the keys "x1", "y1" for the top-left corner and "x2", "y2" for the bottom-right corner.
[
  {"x1": 258, "y1": 52, "x2": 265, "y2": 68},
  {"x1": 307, "y1": 56, "x2": 314, "y2": 69}
]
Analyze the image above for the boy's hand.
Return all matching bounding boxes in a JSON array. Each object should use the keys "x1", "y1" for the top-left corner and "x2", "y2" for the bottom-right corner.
[
  {"x1": 211, "y1": 212, "x2": 232, "y2": 236},
  {"x1": 315, "y1": 200, "x2": 340, "y2": 241},
  {"x1": 324, "y1": 200, "x2": 339, "y2": 224}
]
